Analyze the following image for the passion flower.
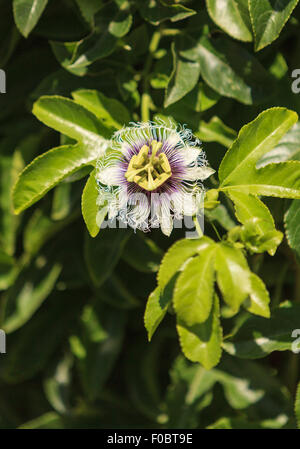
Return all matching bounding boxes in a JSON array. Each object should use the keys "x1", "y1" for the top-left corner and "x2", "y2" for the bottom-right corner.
[{"x1": 96, "y1": 121, "x2": 215, "y2": 235}]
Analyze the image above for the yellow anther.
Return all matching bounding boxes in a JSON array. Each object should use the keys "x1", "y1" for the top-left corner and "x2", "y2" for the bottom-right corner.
[{"x1": 125, "y1": 140, "x2": 172, "y2": 191}]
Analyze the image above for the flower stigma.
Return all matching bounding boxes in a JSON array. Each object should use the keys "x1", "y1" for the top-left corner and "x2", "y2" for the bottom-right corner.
[{"x1": 125, "y1": 140, "x2": 172, "y2": 191}]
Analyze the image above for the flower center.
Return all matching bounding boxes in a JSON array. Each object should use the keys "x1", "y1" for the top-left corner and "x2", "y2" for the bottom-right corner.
[{"x1": 125, "y1": 140, "x2": 172, "y2": 191}]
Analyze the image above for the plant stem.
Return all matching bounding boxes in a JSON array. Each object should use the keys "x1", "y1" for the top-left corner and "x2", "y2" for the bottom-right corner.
[{"x1": 141, "y1": 29, "x2": 162, "y2": 122}]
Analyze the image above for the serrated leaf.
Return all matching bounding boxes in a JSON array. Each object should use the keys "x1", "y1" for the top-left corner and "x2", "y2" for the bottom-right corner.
[
  {"x1": 215, "y1": 243, "x2": 250, "y2": 313},
  {"x1": 195, "y1": 116, "x2": 237, "y2": 148},
  {"x1": 13, "y1": 144, "x2": 96, "y2": 214},
  {"x1": 173, "y1": 245, "x2": 216, "y2": 326},
  {"x1": 219, "y1": 108, "x2": 298, "y2": 189},
  {"x1": 257, "y1": 122, "x2": 300, "y2": 167},
  {"x1": 13, "y1": 0, "x2": 48, "y2": 37},
  {"x1": 180, "y1": 35, "x2": 275, "y2": 105},
  {"x1": 243, "y1": 273, "x2": 270, "y2": 318},
  {"x1": 229, "y1": 191, "x2": 275, "y2": 231},
  {"x1": 223, "y1": 161, "x2": 300, "y2": 198},
  {"x1": 206, "y1": 0, "x2": 252, "y2": 42},
  {"x1": 249, "y1": 0, "x2": 299, "y2": 51},
  {"x1": 72, "y1": 89, "x2": 130, "y2": 130},
  {"x1": 32, "y1": 96, "x2": 110, "y2": 150},
  {"x1": 157, "y1": 237, "x2": 213, "y2": 293},
  {"x1": 223, "y1": 302, "x2": 300, "y2": 358},
  {"x1": 177, "y1": 295, "x2": 222, "y2": 369},
  {"x1": 228, "y1": 191, "x2": 283, "y2": 256}
]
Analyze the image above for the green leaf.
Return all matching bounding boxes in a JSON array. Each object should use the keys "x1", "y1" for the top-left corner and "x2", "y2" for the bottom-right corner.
[
  {"x1": 0, "y1": 154, "x2": 20, "y2": 255},
  {"x1": 223, "y1": 161, "x2": 300, "y2": 198},
  {"x1": 84, "y1": 228, "x2": 131, "y2": 287},
  {"x1": 32, "y1": 96, "x2": 110, "y2": 148},
  {"x1": 72, "y1": 89, "x2": 130, "y2": 130},
  {"x1": 205, "y1": 204, "x2": 236, "y2": 231},
  {"x1": 229, "y1": 191, "x2": 275, "y2": 232},
  {"x1": 51, "y1": 183, "x2": 72, "y2": 221},
  {"x1": 1, "y1": 258, "x2": 62, "y2": 334},
  {"x1": 164, "y1": 43, "x2": 201, "y2": 108},
  {"x1": 173, "y1": 245, "x2": 216, "y2": 326},
  {"x1": 18, "y1": 412, "x2": 64, "y2": 429},
  {"x1": 157, "y1": 237, "x2": 213, "y2": 293},
  {"x1": 223, "y1": 302, "x2": 300, "y2": 358},
  {"x1": 95, "y1": 274, "x2": 139, "y2": 310},
  {"x1": 0, "y1": 250, "x2": 16, "y2": 291},
  {"x1": 138, "y1": 0, "x2": 196, "y2": 25},
  {"x1": 122, "y1": 233, "x2": 163, "y2": 273},
  {"x1": 24, "y1": 208, "x2": 77, "y2": 256},
  {"x1": 285, "y1": 199, "x2": 300, "y2": 258},
  {"x1": 13, "y1": 144, "x2": 97, "y2": 214},
  {"x1": 206, "y1": 0, "x2": 252, "y2": 42},
  {"x1": 65, "y1": 3, "x2": 132, "y2": 73},
  {"x1": 228, "y1": 191, "x2": 283, "y2": 256},
  {"x1": 75, "y1": 0, "x2": 102, "y2": 24},
  {"x1": 72, "y1": 302, "x2": 127, "y2": 401},
  {"x1": 82, "y1": 170, "x2": 104, "y2": 238},
  {"x1": 13, "y1": 0, "x2": 48, "y2": 37},
  {"x1": 177, "y1": 295, "x2": 222, "y2": 370},
  {"x1": 124, "y1": 338, "x2": 164, "y2": 422},
  {"x1": 243, "y1": 273, "x2": 270, "y2": 318},
  {"x1": 195, "y1": 116, "x2": 237, "y2": 148},
  {"x1": 180, "y1": 35, "x2": 275, "y2": 105},
  {"x1": 144, "y1": 287, "x2": 170, "y2": 341},
  {"x1": 43, "y1": 353, "x2": 73, "y2": 414},
  {"x1": 0, "y1": 291, "x2": 81, "y2": 383},
  {"x1": 215, "y1": 243, "x2": 250, "y2": 313},
  {"x1": 249, "y1": 0, "x2": 299, "y2": 51},
  {"x1": 257, "y1": 122, "x2": 300, "y2": 167},
  {"x1": 219, "y1": 108, "x2": 298, "y2": 190},
  {"x1": 166, "y1": 356, "x2": 216, "y2": 428},
  {"x1": 181, "y1": 82, "x2": 220, "y2": 113}
]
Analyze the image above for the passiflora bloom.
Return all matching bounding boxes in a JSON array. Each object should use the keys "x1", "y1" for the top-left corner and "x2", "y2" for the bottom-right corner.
[{"x1": 95, "y1": 121, "x2": 215, "y2": 236}]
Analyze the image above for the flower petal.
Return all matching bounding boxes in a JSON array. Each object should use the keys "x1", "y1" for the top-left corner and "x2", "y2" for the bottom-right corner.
[
  {"x1": 185, "y1": 166, "x2": 215, "y2": 181},
  {"x1": 97, "y1": 166, "x2": 121, "y2": 186},
  {"x1": 182, "y1": 147, "x2": 202, "y2": 166}
]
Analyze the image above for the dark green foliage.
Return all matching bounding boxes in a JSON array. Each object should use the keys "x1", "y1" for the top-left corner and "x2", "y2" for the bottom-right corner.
[{"x1": 0, "y1": 0, "x2": 300, "y2": 429}]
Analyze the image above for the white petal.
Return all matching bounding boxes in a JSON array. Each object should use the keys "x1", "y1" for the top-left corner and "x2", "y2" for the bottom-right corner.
[
  {"x1": 185, "y1": 166, "x2": 215, "y2": 181},
  {"x1": 97, "y1": 166, "x2": 120, "y2": 186},
  {"x1": 170, "y1": 191, "x2": 185, "y2": 217},
  {"x1": 128, "y1": 192, "x2": 150, "y2": 229},
  {"x1": 182, "y1": 194, "x2": 198, "y2": 216},
  {"x1": 165, "y1": 130, "x2": 182, "y2": 148},
  {"x1": 182, "y1": 147, "x2": 202, "y2": 165},
  {"x1": 157, "y1": 194, "x2": 173, "y2": 236}
]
